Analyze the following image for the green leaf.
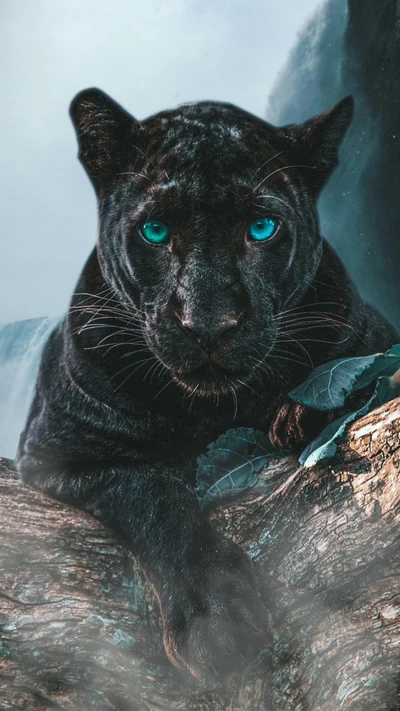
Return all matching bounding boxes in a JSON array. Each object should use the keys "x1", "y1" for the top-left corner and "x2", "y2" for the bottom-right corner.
[
  {"x1": 299, "y1": 373, "x2": 400, "y2": 468},
  {"x1": 195, "y1": 428, "x2": 278, "y2": 510},
  {"x1": 289, "y1": 344, "x2": 400, "y2": 411}
]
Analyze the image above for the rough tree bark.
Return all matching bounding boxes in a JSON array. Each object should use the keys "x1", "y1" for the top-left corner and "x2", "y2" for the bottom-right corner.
[{"x1": 1, "y1": 398, "x2": 400, "y2": 711}]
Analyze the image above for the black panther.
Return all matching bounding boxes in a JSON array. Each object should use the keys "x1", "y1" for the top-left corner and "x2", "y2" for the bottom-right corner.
[{"x1": 16, "y1": 89, "x2": 398, "y2": 679}]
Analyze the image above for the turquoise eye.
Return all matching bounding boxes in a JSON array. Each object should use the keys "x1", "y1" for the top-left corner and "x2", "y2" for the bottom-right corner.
[
  {"x1": 141, "y1": 221, "x2": 170, "y2": 244},
  {"x1": 249, "y1": 217, "x2": 278, "y2": 242}
]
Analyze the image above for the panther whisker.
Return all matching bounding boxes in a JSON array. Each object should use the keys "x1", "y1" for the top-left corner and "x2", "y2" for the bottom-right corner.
[
  {"x1": 187, "y1": 382, "x2": 202, "y2": 413},
  {"x1": 94, "y1": 342, "x2": 148, "y2": 356},
  {"x1": 112, "y1": 356, "x2": 158, "y2": 393},
  {"x1": 275, "y1": 313, "x2": 352, "y2": 326},
  {"x1": 252, "y1": 151, "x2": 283, "y2": 177},
  {"x1": 278, "y1": 322, "x2": 347, "y2": 334},
  {"x1": 254, "y1": 195, "x2": 295, "y2": 214},
  {"x1": 278, "y1": 333, "x2": 352, "y2": 347},
  {"x1": 73, "y1": 323, "x2": 143, "y2": 342},
  {"x1": 72, "y1": 286, "x2": 115, "y2": 303},
  {"x1": 88, "y1": 326, "x2": 145, "y2": 347},
  {"x1": 144, "y1": 359, "x2": 162, "y2": 383},
  {"x1": 252, "y1": 163, "x2": 316, "y2": 193},
  {"x1": 273, "y1": 337, "x2": 314, "y2": 367},
  {"x1": 228, "y1": 381, "x2": 239, "y2": 419},
  {"x1": 269, "y1": 350, "x2": 311, "y2": 368},
  {"x1": 117, "y1": 171, "x2": 152, "y2": 183},
  {"x1": 72, "y1": 291, "x2": 148, "y2": 318},
  {"x1": 79, "y1": 291, "x2": 118, "y2": 332},
  {"x1": 71, "y1": 305, "x2": 145, "y2": 323},
  {"x1": 275, "y1": 301, "x2": 353, "y2": 318},
  {"x1": 150, "y1": 360, "x2": 169, "y2": 386},
  {"x1": 236, "y1": 377, "x2": 255, "y2": 395},
  {"x1": 153, "y1": 373, "x2": 176, "y2": 401},
  {"x1": 110, "y1": 355, "x2": 156, "y2": 383}
]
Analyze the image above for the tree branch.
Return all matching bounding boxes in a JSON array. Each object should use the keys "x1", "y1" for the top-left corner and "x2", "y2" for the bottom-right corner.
[{"x1": 1, "y1": 398, "x2": 400, "y2": 710}]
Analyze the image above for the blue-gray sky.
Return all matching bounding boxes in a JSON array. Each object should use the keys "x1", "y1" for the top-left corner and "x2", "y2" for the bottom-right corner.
[{"x1": 0, "y1": 0, "x2": 322, "y2": 322}]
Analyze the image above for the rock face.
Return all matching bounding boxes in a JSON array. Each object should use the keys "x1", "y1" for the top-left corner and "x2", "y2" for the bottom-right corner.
[
  {"x1": 344, "y1": 0, "x2": 400, "y2": 326},
  {"x1": 267, "y1": 0, "x2": 400, "y2": 330}
]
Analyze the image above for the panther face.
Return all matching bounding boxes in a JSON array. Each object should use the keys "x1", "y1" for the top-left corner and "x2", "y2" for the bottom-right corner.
[{"x1": 71, "y1": 90, "x2": 353, "y2": 396}]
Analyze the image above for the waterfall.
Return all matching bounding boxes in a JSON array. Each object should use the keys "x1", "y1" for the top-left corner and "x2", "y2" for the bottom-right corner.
[
  {"x1": 266, "y1": 0, "x2": 400, "y2": 330},
  {"x1": 266, "y1": 0, "x2": 364, "y2": 286},
  {"x1": 266, "y1": 0, "x2": 363, "y2": 292},
  {"x1": 266, "y1": 0, "x2": 348, "y2": 124},
  {"x1": 0, "y1": 316, "x2": 60, "y2": 459}
]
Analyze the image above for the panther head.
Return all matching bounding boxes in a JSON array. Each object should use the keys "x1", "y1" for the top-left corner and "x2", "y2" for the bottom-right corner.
[{"x1": 70, "y1": 89, "x2": 353, "y2": 396}]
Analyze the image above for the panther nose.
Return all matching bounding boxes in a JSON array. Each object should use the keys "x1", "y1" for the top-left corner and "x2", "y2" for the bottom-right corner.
[{"x1": 176, "y1": 313, "x2": 243, "y2": 351}]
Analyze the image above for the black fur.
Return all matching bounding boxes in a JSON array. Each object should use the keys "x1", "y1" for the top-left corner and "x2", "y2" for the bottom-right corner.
[{"x1": 17, "y1": 89, "x2": 398, "y2": 678}]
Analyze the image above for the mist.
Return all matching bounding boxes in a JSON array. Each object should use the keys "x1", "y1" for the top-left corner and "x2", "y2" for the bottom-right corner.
[{"x1": 0, "y1": 0, "x2": 322, "y2": 323}]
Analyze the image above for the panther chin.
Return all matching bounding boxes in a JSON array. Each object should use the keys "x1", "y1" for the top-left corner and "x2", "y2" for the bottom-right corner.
[{"x1": 172, "y1": 362, "x2": 249, "y2": 398}]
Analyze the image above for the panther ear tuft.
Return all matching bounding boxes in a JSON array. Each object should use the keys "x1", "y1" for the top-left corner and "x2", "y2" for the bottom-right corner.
[
  {"x1": 282, "y1": 96, "x2": 355, "y2": 192},
  {"x1": 70, "y1": 88, "x2": 137, "y2": 193}
]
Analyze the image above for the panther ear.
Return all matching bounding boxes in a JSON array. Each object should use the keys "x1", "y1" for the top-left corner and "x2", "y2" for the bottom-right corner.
[
  {"x1": 70, "y1": 88, "x2": 137, "y2": 193},
  {"x1": 282, "y1": 96, "x2": 355, "y2": 192}
]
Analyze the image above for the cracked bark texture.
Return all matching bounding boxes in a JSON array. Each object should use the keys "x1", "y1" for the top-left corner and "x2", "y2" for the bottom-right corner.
[{"x1": 1, "y1": 398, "x2": 400, "y2": 710}]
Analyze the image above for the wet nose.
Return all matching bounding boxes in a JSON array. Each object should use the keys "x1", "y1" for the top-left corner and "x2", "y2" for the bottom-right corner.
[{"x1": 176, "y1": 313, "x2": 243, "y2": 352}]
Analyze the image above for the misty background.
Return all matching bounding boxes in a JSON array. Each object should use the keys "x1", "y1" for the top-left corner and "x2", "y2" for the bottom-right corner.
[{"x1": 0, "y1": 0, "x2": 322, "y2": 323}]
